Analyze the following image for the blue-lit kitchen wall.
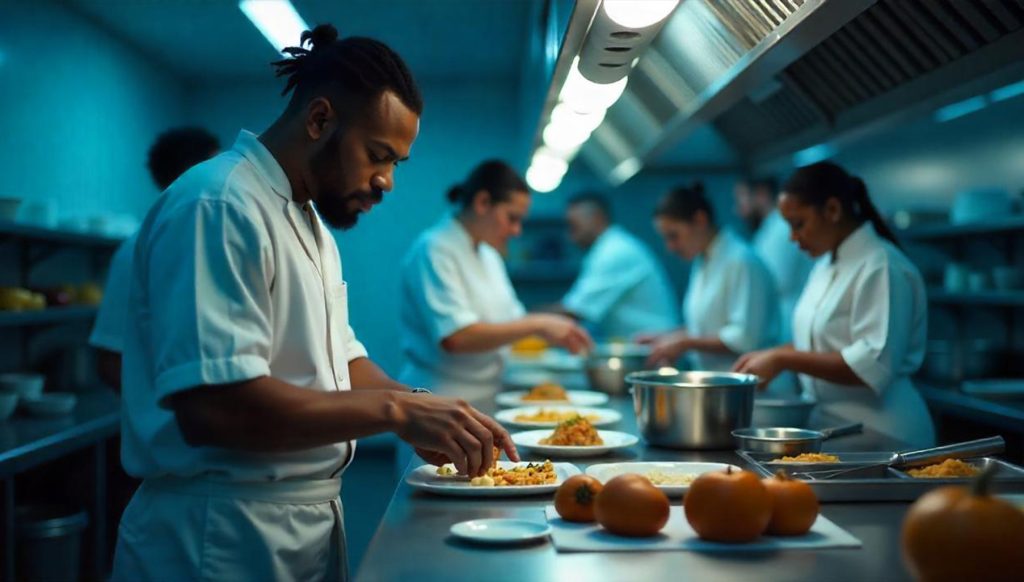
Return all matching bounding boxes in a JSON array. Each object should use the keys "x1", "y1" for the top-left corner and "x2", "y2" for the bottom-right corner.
[
  {"x1": 185, "y1": 79, "x2": 527, "y2": 377},
  {"x1": 0, "y1": 1, "x2": 185, "y2": 223}
]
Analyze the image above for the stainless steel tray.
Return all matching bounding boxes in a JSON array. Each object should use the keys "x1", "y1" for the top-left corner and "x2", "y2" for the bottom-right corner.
[{"x1": 737, "y1": 451, "x2": 1024, "y2": 502}]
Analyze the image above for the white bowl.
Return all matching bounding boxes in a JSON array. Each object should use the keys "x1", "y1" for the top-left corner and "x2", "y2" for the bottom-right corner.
[
  {"x1": 21, "y1": 393, "x2": 77, "y2": 417},
  {"x1": 0, "y1": 374, "x2": 45, "y2": 399},
  {"x1": 0, "y1": 392, "x2": 18, "y2": 420}
]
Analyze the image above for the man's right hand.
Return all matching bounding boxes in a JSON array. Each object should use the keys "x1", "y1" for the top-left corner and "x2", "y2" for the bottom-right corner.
[
  {"x1": 527, "y1": 314, "x2": 594, "y2": 355},
  {"x1": 390, "y1": 392, "x2": 518, "y2": 477}
]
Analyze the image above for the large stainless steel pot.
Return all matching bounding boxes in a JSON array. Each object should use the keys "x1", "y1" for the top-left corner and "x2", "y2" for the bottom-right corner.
[
  {"x1": 628, "y1": 370, "x2": 757, "y2": 449},
  {"x1": 585, "y1": 343, "x2": 651, "y2": 396}
]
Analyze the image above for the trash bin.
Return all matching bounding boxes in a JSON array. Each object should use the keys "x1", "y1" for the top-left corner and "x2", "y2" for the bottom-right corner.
[{"x1": 16, "y1": 505, "x2": 89, "y2": 582}]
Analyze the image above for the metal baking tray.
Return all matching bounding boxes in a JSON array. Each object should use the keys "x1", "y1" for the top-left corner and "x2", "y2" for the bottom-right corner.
[{"x1": 737, "y1": 451, "x2": 1024, "y2": 502}]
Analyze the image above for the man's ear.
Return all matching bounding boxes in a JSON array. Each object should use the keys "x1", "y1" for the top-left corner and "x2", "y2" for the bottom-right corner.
[{"x1": 305, "y1": 97, "x2": 334, "y2": 141}]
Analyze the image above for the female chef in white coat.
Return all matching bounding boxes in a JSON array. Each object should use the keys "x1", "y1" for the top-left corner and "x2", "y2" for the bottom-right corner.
[
  {"x1": 399, "y1": 160, "x2": 592, "y2": 403},
  {"x1": 641, "y1": 182, "x2": 778, "y2": 371},
  {"x1": 734, "y1": 162, "x2": 935, "y2": 448}
]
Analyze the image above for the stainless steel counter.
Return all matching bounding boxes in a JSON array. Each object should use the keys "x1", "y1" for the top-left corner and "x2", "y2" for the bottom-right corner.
[{"x1": 357, "y1": 393, "x2": 916, "y2": 582}]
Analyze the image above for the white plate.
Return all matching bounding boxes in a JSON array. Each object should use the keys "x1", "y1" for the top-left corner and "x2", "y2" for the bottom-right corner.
[
  {"x1": 585, "y1": 462, "x2": 740, "y2": 496},
  {"x1": 406, "y1": 461, "x2": 581, "y2": 497},
  {"x1": 449, "y1": 518, "x2": 552, "y2": 545},
  {"x1": 511, "y1": 429, "x2": 638, "y2": 458},
  {"x1": 494, "y1": 406, "x2": 621, "y2": 429},
  {"x1": 496, "y1": 390, "x2": 608, "y2": 408}
]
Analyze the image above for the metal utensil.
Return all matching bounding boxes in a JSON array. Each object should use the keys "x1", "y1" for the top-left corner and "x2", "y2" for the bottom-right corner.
[
  {"x1": 584, "y1": 343, "x2": 651, "y2": 396},
  {"x1": 731, "y1": 423, "x2": 863, "y2": 455},
  {"x1": 629, "y1": 370, "x2": 757, "y2": 449},
  {"x1": 793, "y1": 436, "x2": 1006, "y2": 480}
]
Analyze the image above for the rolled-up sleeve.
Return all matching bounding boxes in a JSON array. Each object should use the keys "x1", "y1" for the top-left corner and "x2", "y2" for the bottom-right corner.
[
  {"x1": 344, "y1": 324, "x2": 369, "y2": 362},
  {"x1": 718, "y1": 257, "x2": 778, "y2": 354},
  {"x1": 840, "y1": 264, "x2": 913, "y2": 394},
  {"x1": 407, "y1": 246, "x2": 479, "y2": 344},
  {"x1": 145, "y1": 199, "x2": 273, "y2": 405}
]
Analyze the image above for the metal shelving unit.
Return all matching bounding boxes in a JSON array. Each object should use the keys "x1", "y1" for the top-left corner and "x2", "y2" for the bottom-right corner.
[{"x1": 899, "y1": 217, "x2": 1024, "y2": 241}]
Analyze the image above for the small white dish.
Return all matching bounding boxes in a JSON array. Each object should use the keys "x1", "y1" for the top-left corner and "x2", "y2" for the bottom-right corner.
[
  {"x1": 494, "y1": 406, "x2": 621, "y2": 429},
  {"x1": 0, "y1": 374, "x2": 45, "y2": 399},
  {"x1": 585, "y1": 462, "x2": 740, "y2": 497},
  {"x1": 21, "y1": 392, "x2": 77, "y2": 417},
  {"x1": 407, "y1": 461, "x2": 581, "y2": 497},
  {"x1": 449, "y1": 518, "x2": 552, "y2": 545},
  {"x1": 496, "y1": 390, "x2": 608, "y2": 408},
  {"x1": 512, "y1": 429, "x2": 638, "y2": 458}
]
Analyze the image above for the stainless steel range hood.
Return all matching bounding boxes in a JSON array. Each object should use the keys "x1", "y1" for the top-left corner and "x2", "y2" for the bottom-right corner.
[{"x1": 573, "y1": 0, "x2": 1024, "y2": 184}]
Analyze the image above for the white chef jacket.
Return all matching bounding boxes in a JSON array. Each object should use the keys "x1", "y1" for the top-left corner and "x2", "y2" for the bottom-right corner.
[
  {"x1": 752, "y1": 210, "x2": 813, "y2": 343},
  {"x1": 89, "y1": 233, "x2": 137, "y2": 353},
  {"x1": 113, "y1": 130, "x2": 365, "y2": 582},
  {"x1": 793, "y1": 222, "x2": 935, "y2": 448},
  {"x1": 683, "y1": 228, "x2": 779, "y2": 371},
  {"x1": 398, "y1": 214, "x2": 526, "y2": 402},
  {"x1": 563, "y1": 225, "x2": 678, "y2": 339}
]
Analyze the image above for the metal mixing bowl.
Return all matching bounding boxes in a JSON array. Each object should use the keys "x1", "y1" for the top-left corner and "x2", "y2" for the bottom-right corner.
[
  {"x1": 750, "y1": 396, "x2": 816, "y2": 428},
  {"x1": 628, "y1": 370, "x2": 757, "y2": 449},
  {"x1": 585, "y1": 343, "x2": 651, "y2": 396}
]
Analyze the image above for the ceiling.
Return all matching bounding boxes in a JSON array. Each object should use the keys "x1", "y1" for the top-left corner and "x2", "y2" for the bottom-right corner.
[{"x1": 60, "y1": 0, "x2": 537, "y2": 83}]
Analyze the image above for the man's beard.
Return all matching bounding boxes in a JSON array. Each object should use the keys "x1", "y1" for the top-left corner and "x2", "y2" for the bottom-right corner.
[{"x1": 308, "y1": 129, "x2": 380, "y2": 230}]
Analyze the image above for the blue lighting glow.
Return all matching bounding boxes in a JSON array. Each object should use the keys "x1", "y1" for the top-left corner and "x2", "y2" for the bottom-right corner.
[
  {"x1": 933, "y1": 95, "x2": 988, "y2": 123},
  {"x1": 239, "y1": 0, "x2": 310, "y2": 56},
  {"x1": 990, "y1": 79, "x2": 1024, "y2": 103},
  {"x1": 792, "y1": 143, "x2": 836, "y2": 167}
]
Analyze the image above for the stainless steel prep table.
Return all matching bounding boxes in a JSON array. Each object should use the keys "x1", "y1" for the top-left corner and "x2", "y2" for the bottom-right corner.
[{"x1": 357, "y1": 389, "x2": 922, "y2": 582}]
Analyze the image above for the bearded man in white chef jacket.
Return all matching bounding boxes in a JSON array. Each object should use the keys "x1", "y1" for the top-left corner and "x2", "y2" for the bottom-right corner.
[{"x1": 112, "y1": 25, "x2": 517, "y2": 582}]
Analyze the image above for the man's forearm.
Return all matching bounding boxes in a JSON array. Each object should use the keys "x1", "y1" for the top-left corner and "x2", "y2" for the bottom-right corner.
[
  {"x1": 441, "y1": 319, "x2": 537, "y2": 353},
  {"x1": 171, "y1": 376, "x2": 407, "y2": 452},
  {"x1": 348, "y1": 357, "x2": 410, "y2": 392}
]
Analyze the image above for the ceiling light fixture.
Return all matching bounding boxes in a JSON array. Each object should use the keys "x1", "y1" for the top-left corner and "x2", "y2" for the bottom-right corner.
[{"x1": 239, "y1": 0, "x2": 310, "y2": 56}]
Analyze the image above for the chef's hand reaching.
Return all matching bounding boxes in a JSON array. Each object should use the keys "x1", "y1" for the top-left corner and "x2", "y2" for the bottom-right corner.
[
  {"x1": 644, "y1": 330, "x2": 691, "y2": 367},
  {"x1": 392, "y1": 392, "x2": 518, "y2": 477},
  {"x1": 732, "y1": 346, "x2": 791, "y2": 388},
  {"x1": 528, "y1": 314, "x2": 594, "y2": 355}
]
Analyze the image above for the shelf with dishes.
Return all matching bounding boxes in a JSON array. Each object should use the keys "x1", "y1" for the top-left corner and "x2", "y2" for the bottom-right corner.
[
  {"x1": 899, "y1": 216, "x2": 1024, "y2": 241},
  {"x1": 0, "y1": 219, "x2": 124, "y2": 249},
  {"x1": 928, "y1": 288, "x2": 1024, "y2": 306},
  {"x1": 0, "y1": 306, "x2": 99, "y2": 328}
]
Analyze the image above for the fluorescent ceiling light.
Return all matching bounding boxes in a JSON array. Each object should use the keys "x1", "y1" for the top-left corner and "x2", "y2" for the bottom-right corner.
[
  {"x1": 990, "y1": 79, "x2": 1024, "y2": 103},
  {"x1": 934, "y1": 95, "x2": 988, "y2": 123},
  {"x1": 542, "y1": 105, "x2": 607, "y2": 156},
  {"x1": 792, "y1": 143, "x2": 836, "y2": 167},
  {"x1": 526, "y1": 148, "x2": 569, "y2": 193},
  {"x1": 559, "y1": 57, "x2": 629, "y2": 113},
  {"x1": 610, "y1": 157, "x2": 641, "y2": 184},
  {"x1": 603, "y1": 0, "x2": 680, "y2": 29},
  {"x1": 239, "y1": 0, "x2": 310, "y2": 55}
]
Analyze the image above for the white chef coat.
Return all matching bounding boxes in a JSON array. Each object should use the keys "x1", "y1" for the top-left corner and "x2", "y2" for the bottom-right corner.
[
  {"x1": 112, "y1": 130, "x2": 366, "y2": 582},
  {"x1": 89, "y1": 233, "x2": 137, "y2": 353},
  {"x1": 398, "y1": 214, "x2": 526, "y2": 403},
  {"x1": 793, "y1": 222, "x2": 935, "y2": 448},
  {"x1": 752, "y1": 209, "x2": 813, "y2": 343},
  {"x1": 563, "y1": 225, "x2": 678, "y2": 339},
  {"x1": 682, "y1": 228, "x2": 779, "y2": 372}
]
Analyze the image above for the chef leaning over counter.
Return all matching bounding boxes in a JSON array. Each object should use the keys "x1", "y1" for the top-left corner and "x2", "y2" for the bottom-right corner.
[
  {"x1": 399, "y1": 161, "x2": 592, "y2": 403},
  {"x1": 735, "y1": 162, "x2": 935, "y2": 449},
  {"x1": 112, "y1": 24, "x2": 517, "y2": 582},
  {"x1": 641, "y1": 182, "x2": 779, "y2": 372}
]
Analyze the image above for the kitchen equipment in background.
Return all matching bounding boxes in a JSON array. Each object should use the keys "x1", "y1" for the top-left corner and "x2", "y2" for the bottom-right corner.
[
  {"x1": 961, "y1": 379, "x2": 1024, "y2": 400},
  {"x1": 584, "y1": 343, "x2": 651, "y2": 396},
  {"x1": 19, "y1": 199, "x2": 58, "y2": 228},
  {"x1": 891, "y1": 208, "x2": 948, "y2": 230},
  {"x1": 628, "y1": 370, "x2": 757, "y2": 450},
  {"x1": 0, "y1": 373, "x2": 45, "y2": 399},
  {"x1": 967, "y1": 270, "x2": 991, "y2": 292},
  {"x1": 731, "y1": 423, "x2": 863, "y2": 455},
  {"x1": 0, "y1": 197, "x2": 21, "y2": 221},
  {"x1": 791, "y1": 436, "x2": 1005, "y2": 481},
  {"x1": 21, "y1": 393, "x2": 77, "y2": 417},
  {"x1": 750, "y1": 395, "x2": 817, "y2": 428},
  {"x1": 924, "y1": 339, "x2": 999, "y2": 384},
  {"x1": 943, "y1": 263, "x2": 969, "y2": 293},
  {"x1": 950, "y1": 187, "x2": 1016, "y2": 225},
  {"x1": 16, "y1": 505, "x2": 89, "y2": 582},
  {"x1": 991, "y1": 266, "x2": 1023, "y2": 291}
]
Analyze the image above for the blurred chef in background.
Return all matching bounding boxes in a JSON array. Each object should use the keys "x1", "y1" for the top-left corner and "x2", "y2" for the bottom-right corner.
[
  {"x1": 640, "y1": 182, "x2": 778, "y2": 371},
  {"x1": 552, "y1": 192, "x2": 677, "y2": 340},
  {"x1": 734, "y1": 162, "x2": 935, "y2": 448},
  {"x1": 399, "y1": 160, "x2": 592, "y2": 404}
]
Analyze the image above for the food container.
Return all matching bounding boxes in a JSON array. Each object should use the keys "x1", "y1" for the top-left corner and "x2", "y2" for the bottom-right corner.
[
  {"x1": 628, "y1": 370, "x2": 757, "y2": 449},
  {"x1": 585, "y1": 343, "x2": 652, "y2": 396},
  {"x1": 21, "y1": 393, "x2": 77, "y2": 417},
  {"x1": 750, "y1": 395, "x2": 816, "y2": 428},
  {"x1": 16, "y1": 505, "x2": 88, "y2": 582},
  {"x1": 731, "y1": 423, "x2": 863, "y2": 455},
  {"x1": 0, "y1": 373, "x2": 45, "y2": 399}
]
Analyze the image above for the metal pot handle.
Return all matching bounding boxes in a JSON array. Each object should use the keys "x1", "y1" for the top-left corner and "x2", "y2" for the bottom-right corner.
[{"x1": 819, "y1": 422, "x2": 863, "y2": 440}]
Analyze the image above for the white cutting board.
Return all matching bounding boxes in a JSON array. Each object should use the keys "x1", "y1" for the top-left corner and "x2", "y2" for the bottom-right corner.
[{"x1": 544, "y1": 506, "x2": 861, "y2": 552}]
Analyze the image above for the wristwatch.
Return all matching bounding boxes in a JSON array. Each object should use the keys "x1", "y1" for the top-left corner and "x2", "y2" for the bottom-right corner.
[{"x1": 409, "y1": 387, "x2": 432, "y2": 394}]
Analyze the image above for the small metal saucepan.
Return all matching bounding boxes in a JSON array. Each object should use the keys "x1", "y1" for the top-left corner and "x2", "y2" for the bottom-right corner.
[{"x1": 731, "y1": 422, "x2": 863, "y2": 455}]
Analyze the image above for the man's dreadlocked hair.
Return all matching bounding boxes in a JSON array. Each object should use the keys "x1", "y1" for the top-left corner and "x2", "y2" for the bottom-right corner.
[{"x1": 272, "y1": 24, "x2": 423, "y2": 118}]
